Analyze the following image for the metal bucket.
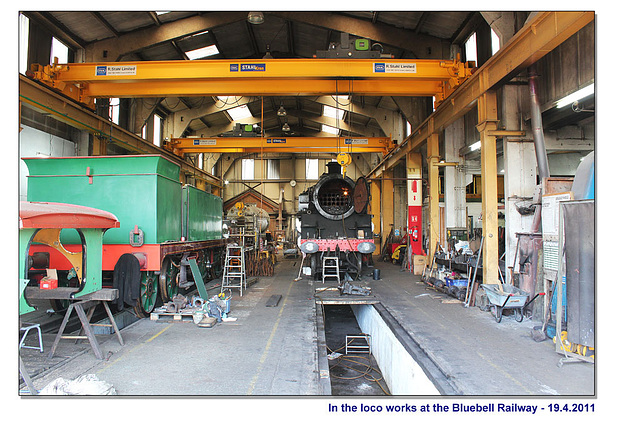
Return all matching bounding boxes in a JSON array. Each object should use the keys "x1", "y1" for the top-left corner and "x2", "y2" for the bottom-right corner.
[{"x1": 372, "y1": 269, "x2": 380, "y2": 280}]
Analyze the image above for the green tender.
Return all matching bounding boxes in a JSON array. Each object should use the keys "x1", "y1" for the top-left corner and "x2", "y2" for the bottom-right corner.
[
  {"x1": 24, "y1": 155, "x2": 222, "y2": 244},
  {"x1": 182, "y1": 184, "x2": 223, "y2": 241}
]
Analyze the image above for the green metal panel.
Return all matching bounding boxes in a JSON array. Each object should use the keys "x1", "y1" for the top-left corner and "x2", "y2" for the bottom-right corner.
[
  {"x1": 19, "y1": 230, "x2": 35, "y2": 315},
  {"x1": 19, "y1": 227, "x2": 104, "y2": 313},
  {"x1": 24, "y1": 156, "x2": 182, "y2": 244},
  {"x1": 188, "y1": 258, "x2": 209, "y2": 300},
  {"x1": 182, "y1": 185, "x2": 223, "y2": 241}
]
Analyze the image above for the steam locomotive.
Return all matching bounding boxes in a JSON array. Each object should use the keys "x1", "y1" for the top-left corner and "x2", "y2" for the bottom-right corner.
[{"x1": 298, "y1": 161, "x2": 375, "y2": 279}]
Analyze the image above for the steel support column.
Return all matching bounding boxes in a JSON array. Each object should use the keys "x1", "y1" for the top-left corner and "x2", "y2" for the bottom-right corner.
[
  {"x1": 427, "y1": 133, "x2": 440, "y2": 264},
  {"x1": 370, "y1": 179, "x2": 382, "y2": 256},
  {"x1": 381, "y1": 169, "x2": 395, "y2": 255},
  {"x1": 477, "y1": 91, "x2": 500, "y2": 285}
]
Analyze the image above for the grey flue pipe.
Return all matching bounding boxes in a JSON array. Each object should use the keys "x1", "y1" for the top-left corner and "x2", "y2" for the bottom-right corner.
[
  {"x1": 528, "y1": 63, "x2": 551, "y2": 180},
  {"x1": 527, "y1": 63, "x2": 550, "y2": 233}
]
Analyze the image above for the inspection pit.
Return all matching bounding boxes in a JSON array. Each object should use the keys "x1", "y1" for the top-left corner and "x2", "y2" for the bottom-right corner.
[{"x1": 316, "y1": 296, "x2": 446, "y2": 396}]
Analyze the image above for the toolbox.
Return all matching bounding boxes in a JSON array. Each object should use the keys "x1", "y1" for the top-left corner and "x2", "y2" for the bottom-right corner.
[{"x1": 39, "y1": 269, "x2": 58, "y2": 289}]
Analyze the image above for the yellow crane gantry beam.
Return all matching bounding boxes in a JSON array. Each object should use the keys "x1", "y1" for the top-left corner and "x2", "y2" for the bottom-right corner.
[
  {"x1": 27, "y1": 58, "x2": 474, "y2": 109},
  {"x1": 164, "y1": 136, "x2": 395, "y2": 156}
]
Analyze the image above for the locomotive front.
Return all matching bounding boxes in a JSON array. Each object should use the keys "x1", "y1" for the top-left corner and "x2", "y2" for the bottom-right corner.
[{"x1": 298, "y1": 161, "x2": 375, "y2": 278}]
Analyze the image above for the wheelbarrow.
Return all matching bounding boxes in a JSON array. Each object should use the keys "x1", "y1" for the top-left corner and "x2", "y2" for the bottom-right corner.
[{"x1": 481, "y1": 283, "x2": 545, "y2": 323}]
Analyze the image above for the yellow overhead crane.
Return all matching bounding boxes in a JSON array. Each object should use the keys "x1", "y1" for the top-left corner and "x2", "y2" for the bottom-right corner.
[
  {"x1": 28, "y1": 57, "x2": 472, "y2": 158},
  {"x1": 27, "y1": 57, "x2": 474, "y2": 109},
  {"x1": 164, "y1": 136, "x2": 395, "y2": 156}
]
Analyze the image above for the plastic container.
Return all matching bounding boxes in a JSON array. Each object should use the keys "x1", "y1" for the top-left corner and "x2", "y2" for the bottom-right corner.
[{"x1": 444, "y1": 277, "x2": 468, "y2": 288}]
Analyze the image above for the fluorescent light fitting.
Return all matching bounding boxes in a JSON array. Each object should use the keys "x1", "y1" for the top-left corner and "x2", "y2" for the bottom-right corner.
[
  {"x1": 470, "y1": 141, "x2": 481, "y2": 151},
  {"x1": 323, "y1": 105, "x2": 345, "y2": 121},
  {"x1": 556, "y1": 83, "x2": 594, "y2": 108},
  {"x1": 185, "y1": 44, "x2": 219, "y2": 60},
  {"x1": 156, "y1": 11, "x2": 170, "y2": 15},
  {"x1": 228, "y1": 105, "x2": 253, "y2": 121},
  {"x1": 322, "y1": 124, "x2": 339, "y2": 135},
  {"x1": 183, "y1": 31, "x2": 209, "y2": 39}
]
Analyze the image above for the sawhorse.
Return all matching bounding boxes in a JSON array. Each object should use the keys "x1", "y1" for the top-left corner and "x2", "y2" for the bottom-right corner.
[{"x1": 47, "y1": 289, "x2": 124, "y2": 360}]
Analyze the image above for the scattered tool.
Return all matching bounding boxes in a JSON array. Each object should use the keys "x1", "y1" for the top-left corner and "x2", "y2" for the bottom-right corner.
[
  {"x1": 464, "y1": 236, "x2": 483, "y2": 307},
  {"x1": 339, "y1": 281, "x2": 371, "y2": 296},
  {"x1": 294, "y1": 253, "x2": 306, "y2": 281},
  {"x1": 532, "y1": 273, "x2": 558, "y2": 341},
  {"x1": 197, "y1": 317, "x2": 217, "y2": 328}
]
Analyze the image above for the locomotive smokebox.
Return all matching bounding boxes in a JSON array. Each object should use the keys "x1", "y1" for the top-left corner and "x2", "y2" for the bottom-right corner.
[{"x1": 313, "y1": 167, "x2": 356, "y2": 220}]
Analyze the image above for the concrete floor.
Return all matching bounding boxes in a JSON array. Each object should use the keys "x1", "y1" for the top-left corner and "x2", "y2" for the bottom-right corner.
[{"x1": 19, "y1": 256, "x2": 594, "y2": 396}]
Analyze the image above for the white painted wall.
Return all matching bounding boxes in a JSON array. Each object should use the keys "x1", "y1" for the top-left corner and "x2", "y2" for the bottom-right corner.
[
  {"x1": 19, "y1": 126, "x2": 76, "y2": 200},
  {"x1": 351, "y1": 304, "x2": 440, "y2": 395}
]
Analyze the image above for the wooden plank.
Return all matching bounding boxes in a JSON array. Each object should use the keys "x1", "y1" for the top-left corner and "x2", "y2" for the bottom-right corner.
[
  {"x1": 265, "y1": 295, "x2": 282, "y2": 307},
  {"x1": 24, "y1": 287, "x2": 118, "y2": 301}
]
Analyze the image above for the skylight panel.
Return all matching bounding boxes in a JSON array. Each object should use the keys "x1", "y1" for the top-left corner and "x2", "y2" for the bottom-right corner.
[
  {"x1": 185, "y1": 44, "x2": 220, "y2": 60},
  {"x1": 323, "y1": 105, "x2": 345, "y2": 121},
  {"x1": 228, "y1": 105, "x2": 253, "y2": 121},
  {"x1": 322, "y1": 124, "x2": 340, "y2": 135}
]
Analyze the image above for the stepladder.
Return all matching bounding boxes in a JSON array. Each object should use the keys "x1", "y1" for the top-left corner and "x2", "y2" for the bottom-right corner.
[
  {"x1": 322, "y1": 256, "x2": 340, "y2": 283},
  {"x1": 221, "y1": 245, "x2": 246, "y2": 296}
]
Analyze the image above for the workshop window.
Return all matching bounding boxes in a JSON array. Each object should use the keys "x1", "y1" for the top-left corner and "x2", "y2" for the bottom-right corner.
[
  {"x1": 242, "y1": 158, "x2": 255, "y2": 180},
  {"x1": 51, "y1": 37, "x2": 69, "y2": 64},
  {"x1": 305, "y1": 159, "x2": 318, "y2": 180},
  {"x1": 465, "y1": 32, "x2": 477, "y2": 64},
  {"x1": 491, "y1": 29, "x2": 500, "y2": 54},
  {"x1": 153, "y1": 114, "x2": 162, "y2": 147},
  {"x1": 109, "y1": 98, "x2": 119, "y2": 125},
  {"x1": 267, "y1": 159, "x2": 280, "y2": 180},
  {"x1": 19, "y1": 14, "x2": 29, "y2": 74}
]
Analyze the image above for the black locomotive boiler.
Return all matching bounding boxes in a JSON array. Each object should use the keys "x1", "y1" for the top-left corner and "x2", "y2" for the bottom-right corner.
[{"x1": 298, "y1": 161, "x2": 375, "y2": 279}]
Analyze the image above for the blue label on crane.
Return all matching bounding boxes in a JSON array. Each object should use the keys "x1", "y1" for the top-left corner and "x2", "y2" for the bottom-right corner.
[
  {"x1": 240, "y1": 63, "x2": 266, "y2": 72},
  {"x1": 230, "y1": 64, "x2": 239, "y2": 72},
  {"x1": 374, "y1": 63, "x2": 386, "y2": 73},
  {"x1": 96, "y1": 66, "x2": 107, "y2": 76},
  {"x1": 267, "y1": 138, "x2": 286, "y2": 144}
]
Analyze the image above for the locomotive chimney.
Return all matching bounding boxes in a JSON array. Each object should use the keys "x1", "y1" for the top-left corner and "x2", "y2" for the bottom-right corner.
[{"x1": 326, "y1": 161, "x2": 341, "y2": 175}]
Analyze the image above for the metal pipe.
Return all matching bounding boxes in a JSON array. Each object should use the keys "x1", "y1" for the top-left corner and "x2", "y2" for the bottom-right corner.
[{"x1": 528, "y1": 64, "x2": 550, "y2": 180}]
